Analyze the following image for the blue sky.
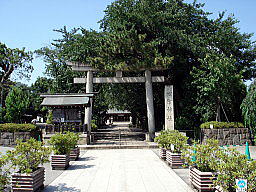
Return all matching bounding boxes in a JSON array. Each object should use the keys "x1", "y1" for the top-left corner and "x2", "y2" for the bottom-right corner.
[{"x1": 0, "y1": 0, "x2": 255, "y2": 85}]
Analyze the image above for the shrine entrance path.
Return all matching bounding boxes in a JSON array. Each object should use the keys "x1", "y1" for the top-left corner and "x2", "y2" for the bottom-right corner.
[
  {"x1": 44, "y1": 149, "x2": 194, "y2": 192},
  {"x1": 91, "y1": 122, "x2": 153, "y2": 147}
]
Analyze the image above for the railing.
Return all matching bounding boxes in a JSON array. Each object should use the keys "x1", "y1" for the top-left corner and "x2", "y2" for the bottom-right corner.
[{"x1": 37, "y1": 123, "x2": 88, "y2": 134}]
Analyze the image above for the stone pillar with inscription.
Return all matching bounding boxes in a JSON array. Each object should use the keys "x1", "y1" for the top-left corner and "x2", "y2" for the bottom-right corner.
[{"x1": 165, "y1": 85, "x2": 174, "y2": 130}]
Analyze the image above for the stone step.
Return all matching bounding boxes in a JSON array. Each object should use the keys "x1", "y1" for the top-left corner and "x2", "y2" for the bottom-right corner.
[
  {"x1": 93, "y1": 132, "x2": 145, "y2": 141},
  {"x1": 78, "y1": 143, "x2": 158, "y2": 150}
]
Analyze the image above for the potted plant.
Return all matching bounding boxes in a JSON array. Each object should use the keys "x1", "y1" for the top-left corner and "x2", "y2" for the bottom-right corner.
[
  {"x1": 154, "y1": 130, "x2": 170, "y2": 160},
  {"x1": 0, "y1": 154, "x2": 12, "y2": 191},
  {"x1": 49, "y1": 133, "x2": 71, "y2": 170},
  {"x1": 183, "y1": 139, "x2": 219, "y2": 192},
  {"x1": 7, "y1": 138, "x2": 51, "y2": 192},
  {"x1": 165, "y1": 130, "x2": 188, "y2": 168},
  {"x1": 213, "y1": 147, "x2": 256, "y2": 192},
  {"x1": 66, "y1": 132, "x2": 80, "y2": 161}
]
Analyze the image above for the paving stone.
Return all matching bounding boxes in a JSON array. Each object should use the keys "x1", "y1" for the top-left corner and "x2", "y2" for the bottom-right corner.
[{"x1": 44, "y1": 149, "x2": 194, "y2": 192}]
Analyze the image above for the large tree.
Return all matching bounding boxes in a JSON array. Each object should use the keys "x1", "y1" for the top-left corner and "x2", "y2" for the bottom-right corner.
[
  {"x1": 241, "y1": 81, "x2": 256, "y2": 136},
  {"x1": 0, "y1": 42, "x2": 33, "y2": 106},
  {"x1": 37, "y1": 0, "x2": 256, "y2": 130},
  {"x1": 4, "y1": 86, "x2": 30, "y2": 123},
  {"x1": 96, "y1": 0, "x2": 255, "y2": 124}
]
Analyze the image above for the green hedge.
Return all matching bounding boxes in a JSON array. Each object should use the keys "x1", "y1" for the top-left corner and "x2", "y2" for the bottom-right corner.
[
  {"x1": 200, "y1": 121, "x2": 244, "y2": 129},
  {"x1": 0, "y1": 123, "x2": 37, "y2": 132}
]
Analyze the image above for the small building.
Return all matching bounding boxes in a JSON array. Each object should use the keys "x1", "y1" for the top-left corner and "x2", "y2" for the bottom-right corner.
[
  {"x1": 40, "y1": 93, "x2": 93, "y2": 124},
  {"x1": 106, "y1": 109, "x2": 131, "y2": 123}
]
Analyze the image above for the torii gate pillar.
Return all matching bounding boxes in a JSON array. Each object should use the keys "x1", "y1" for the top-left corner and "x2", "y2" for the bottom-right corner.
[
  {"x1": 84, "y1": 71, "x2": 93, "y2": 134},
  {"x1": 145, "y1": 70, "x2": 155, "y2": 141}
]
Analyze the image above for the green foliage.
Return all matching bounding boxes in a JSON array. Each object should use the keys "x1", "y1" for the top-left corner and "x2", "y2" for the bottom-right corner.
[
  {"x1": 200, "y1": 121, "x2": 244, "y2": 129},
  {"x1": 36, "y1": 0, "x2": 256, "y2": 132},
  {"x1": 182, "y1": 139, "x2": 220, "y2": 172},
  {"x1": 35, "y1": 29, "x2": 84, "y2": 94},
  {"x1": 241, "y1": 80, "x2": 256, "y2": 135},
  {"x1": 30, "y1": 77, "x2": 52, "y2": 115},
  {"x1": 183, "y1": 140, "x2": 256, "y2": 191},
  {"x1": 91, "y1": 119, "x2": 98, "y2": 131},
  {"x1": 0, "y1": 154, "x2": 11, "y2": 190},
  {"x1": 0, "y1": 123, "x2": 37, "y2": 132},
  {"x1": 0, "y1": 107, "x2": 5, "y2": 123},
  {"x1": 191, "y1": 53, "x2": 246, "y2": 122},
  {"x1": 155, "y1": 130, "x2": 188, "y2": 153},
  {"x1": 46, "y1": 110, "x2": 53, "y2": 124},
  {"x1": 175, "y1": 116, "x2": 192, "y2": 130},
  {"x1": 213, "y1": 148, "x2": 256, "y2": 192},
  {"x1": 49, "y1": 133, "x2": 72, "y2": 155},
  {"x1": 4, "y1": 87, "x2": 30, "y2": 123},
  {"x1": 65, "y1": 131, "x2": 80, "y2": 149},
  {"x1": 154, "y1": 130, "x2": 170, "y2": 149},
  {"x1": 7, "y1": 138, "x2": 51, "y2": 174},
  {"x1": 0, "y1": 42, "x2": 33, "y2": 87}
]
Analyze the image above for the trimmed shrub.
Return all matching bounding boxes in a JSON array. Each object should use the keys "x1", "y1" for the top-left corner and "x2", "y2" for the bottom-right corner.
[
  {"x1": 154, "y1": 130, "x2": 171, "y2": 149},
  {"x1": 155, "y1": 130, "x2": 188, "y2": 153},
  {"x1": 0, "y1": 154, "x2": 11, "y2": 190},
  {"x1": 66, "y1": 132, "x2": 80, "y2": 149},
  {"x1": 0, "y1": 123, "x2": 37, "y2": 132},
  {"x1": 213, "y1": 148, "x2": 256, "y2": 192},
  {"x1": 7, "y1": 138, "x2": 51, "y2": 173},
  {"x1": 200, "y1": 121, "x2": 244, "y2": 129},
  {"x1": 49, "y1": 133, "x2": 71, "y2": 155},
  {"x1": 182, "y1": 139, "x2": 220, "y2": 172}
]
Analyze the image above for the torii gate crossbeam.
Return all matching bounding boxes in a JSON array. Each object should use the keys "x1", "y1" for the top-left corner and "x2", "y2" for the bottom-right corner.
[{"x1": 67, "y1": 62, "x2": 174, "y2": 142}]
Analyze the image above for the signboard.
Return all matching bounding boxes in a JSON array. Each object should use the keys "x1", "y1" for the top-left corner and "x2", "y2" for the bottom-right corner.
[
  {"x1": 236, "y1": 179, "x2": 247, "y2": 192},
  {"x1": 170, "y1": 144, "x2": 175, "y2": 152}
]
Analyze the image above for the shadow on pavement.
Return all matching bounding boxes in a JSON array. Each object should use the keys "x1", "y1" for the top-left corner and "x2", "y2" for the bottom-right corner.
[
  {"x1": 77, "y1": 156, "x2": 95, "y2": 161},
  {"x1": 44, "y1": 183, "x2": 81, "y2": 192},
  {"x1": 68, "y1": 164, "x2": 95, "y2": 170}
]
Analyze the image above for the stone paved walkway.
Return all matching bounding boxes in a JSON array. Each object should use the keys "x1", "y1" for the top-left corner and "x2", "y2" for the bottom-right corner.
[
  {"x1": 92, "y1": 122, "x2": 146, "y2": 146},
  {"x1": 44, "y1": 149, "x2": 193, "y2": 192}
]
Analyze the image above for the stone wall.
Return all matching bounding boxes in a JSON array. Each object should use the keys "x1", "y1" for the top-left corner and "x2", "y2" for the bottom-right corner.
[
  {"x1": 0, "y1": 132, "x2": 34, "y2": 146},
  {"x1": 201, "y1": 128, "x2": 252, "y2": 145}
]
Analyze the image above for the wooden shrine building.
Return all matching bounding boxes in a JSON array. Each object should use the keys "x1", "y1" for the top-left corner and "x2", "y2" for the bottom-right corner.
[{"x1": 40, "y1": 93, "x2": 93, "y2": 124}]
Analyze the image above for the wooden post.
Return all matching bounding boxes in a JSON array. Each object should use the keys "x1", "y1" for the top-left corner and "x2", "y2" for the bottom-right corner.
[{"x1": 145, "y1": 70, "x2": 155, "y2": 141}]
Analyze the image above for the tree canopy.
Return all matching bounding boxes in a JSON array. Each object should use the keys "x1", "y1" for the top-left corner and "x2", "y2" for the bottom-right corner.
[
  {"x1": 4, "y1": 86, "x2": 30, "y2": 123},
  {"x1": 241, "y1": 80, "x2": 256, "y2": 136},
  {"x1": 37, "y1": 0, "x2": 256, "y2": 130},
  {"x1": 0, "y1": 42, "x2": 33, "y2": 88},
  {"x1": 0, "y1": 42, "x2": 33, "y2": 107}
]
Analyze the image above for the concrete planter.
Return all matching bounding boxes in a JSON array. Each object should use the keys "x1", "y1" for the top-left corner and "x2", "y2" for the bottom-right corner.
[
  {"x1": 166, "y1": 151, "x2": 184, "y2": 168},
  {"x1": 11, "y1": 167, "x2": 45, "y2": 192},
  {"x1": 159, "y1": 148, "x2": 167, "y2": 160},
  {"x1": 51, "y1": 154, "x2": 70, "y2": 170},
  {"x1": 189, "y1": 167, "x2": 216, "y2": 192},
  {"x1": 70, "y1": 147, "x2": 80, "y2": 161}
]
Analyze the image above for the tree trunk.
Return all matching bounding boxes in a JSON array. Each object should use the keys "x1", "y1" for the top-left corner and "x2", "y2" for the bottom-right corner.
[{"x1": 216, "y1": 97, "x2": 221, "y2": 122}]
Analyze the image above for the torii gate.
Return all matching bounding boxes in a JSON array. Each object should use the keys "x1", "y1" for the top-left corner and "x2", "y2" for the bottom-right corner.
[{"x1": 67, "y1": 62, "x2": 174, "y2": 141}]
